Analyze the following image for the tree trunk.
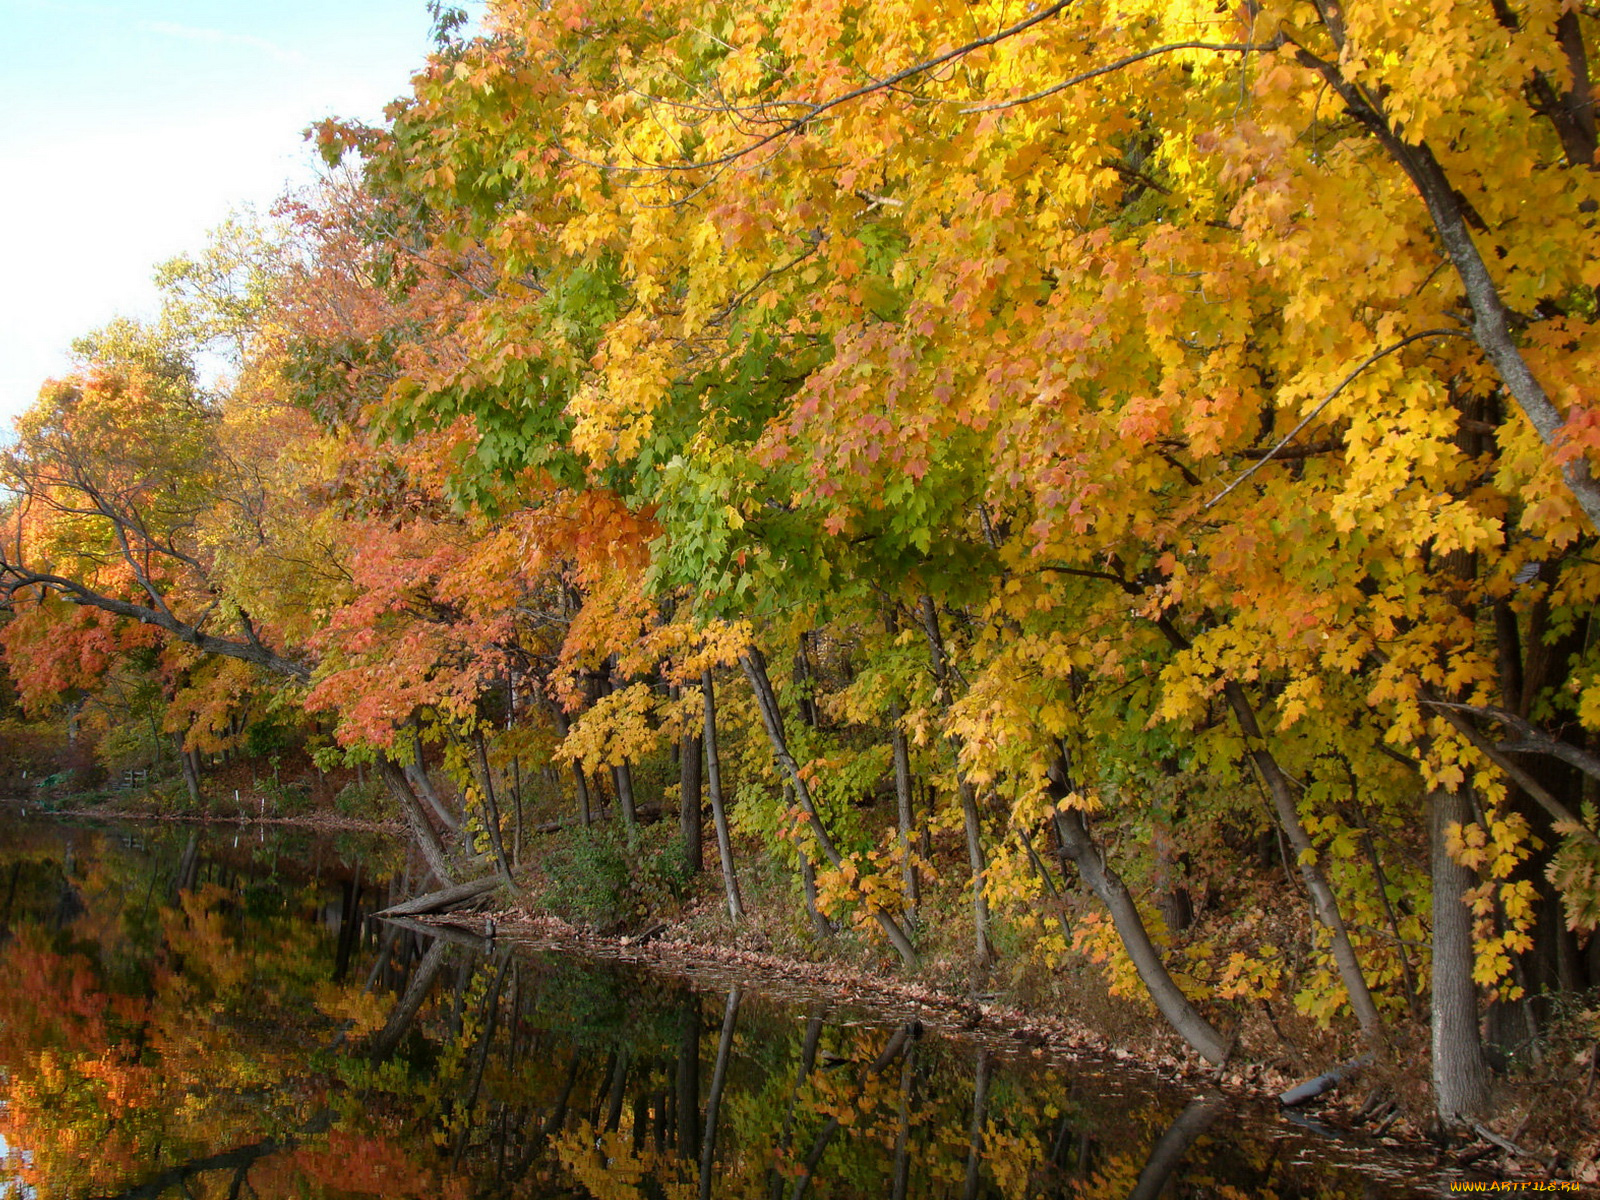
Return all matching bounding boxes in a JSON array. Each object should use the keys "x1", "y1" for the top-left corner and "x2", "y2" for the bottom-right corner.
[
  {"x1": 889, "y1": 698, "x2": 921, "y2": 922},
  {"x1": 1127, "y1": 1096, "x2": 1227, "y2": 1200},
  {"x1": 1431, "y1": 785, "x2": 1492, "y2": 1125},
  {"x1": 794, "y1": 634, "x2": 822, "y2": 728},
  {"x1": 1296, "y1": 31, "x2": 1600, "y2": 532},
  {"x1": 740, "y1": 647, "x2": 917, "y2": 966},
  {"x1": 1152, "y1": 825, "x2": 1194, "y2": 935},
  {"x1": 891, "y1": 1032, "x2": 917, "y2": 1200},
  {"x1": 681, "y1": 720, "x2": 704, "y2": 875},
  {"x1": 333, "y1": 867, "x2": 362, "y2": 984},
  {"x1": 702, "y1": 668, "x2": 743, "y2": 920},
  {"x1": 767, "y1": 1010, "x2": 825, "y2": 1199},
  {"x1": 600, "y1": 664, "x2": 639, "y2": 840},
  {"x1": 453, "y1": 952, "x2": 512, "y2": 1161},
  {"x1": 175, "y1": 732, "x2": 201, "y2": 806},
  {"x1": 799, "y1": 848, "x2": 833, "y2": 937},
  {"x1": 961, "y1": 1049, "x2": 990, "y2": 1200},
  {"x1": 698, "y1": 988, "x2": 740, "y2": 1200},
  {"x1": 1049, "y1": 757, "x2": 1230, "y2": 1066},
  {"x1": 473, "y1": 732, "x2": 516, "y2": 887},
  {"x1": 1218, "y1": 677, "x2": 1384, "y2": 1044},
  {"x1": 1142, "y1": 610, "x2": 1382, "y2": 1041},
  {"x1": 789, "y1": 1024, "x2": 914, "y2": 1200},
  {"x1": 405, "y1": 759, "x2": 461, "y2": 833},
  {"x1": 377, "y1": 757, "x2": 456, "y2": 886},
  {"x1": 918, "y1": 596, "x2": 993, "y2": 966},
  {"x1": 172, "y1": 828, "x2": 202, "y2": 900},
  {"x1": 405, "y1": 726, "x2": 461, "y2": 832},
  {"x1": 511, "y1": 756, "x2": 523, "y2": 867},
  {"x1": 613, "y1": 760, "x2": 639, "y2": 840},
  {"x1": 368, "y1": 936, "x2": 450, "y2": 1060},
  {"x1": 676, "y1": 995, "x2": 701, "y2": 1161},
  {"x1": 574, "y1": 766, "x2": 593, "y2": 827},
  {"x1": 958, "y1": 774, "x2": 994, "y2": 967},
  {"x1": 374, "y1": 874, "x2": 499, "y2": 917},
  {"x1": 550, "y1": 703, "x2": 593, "y2": 826}
]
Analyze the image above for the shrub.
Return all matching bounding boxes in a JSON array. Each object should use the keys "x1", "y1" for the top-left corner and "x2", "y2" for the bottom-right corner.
[
  {"x1": 334, "y1": 778, "x2": 388, "y2": 820},
  {"x1": 533, "y1": 825, "x2": 631, "y2": 930},
  {"x1": 258, "y1": 776, "x2": 313, "y2": 816},
  {"x1": 528, "y1": 820, "x2": 691, "y2": 930}
]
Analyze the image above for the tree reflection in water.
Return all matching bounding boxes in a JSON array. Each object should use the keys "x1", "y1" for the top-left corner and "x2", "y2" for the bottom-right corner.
[{"x1": 0, "y1": 817, "x2": 1439, "y2": 1198}]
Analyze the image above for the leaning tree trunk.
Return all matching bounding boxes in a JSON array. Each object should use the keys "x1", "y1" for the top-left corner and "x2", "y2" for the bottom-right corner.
[
  {"x1": 1053, "y1": 801, "x2": 1231, "y2": 1066},
  {"x1": 740, "y1": 647, "x2": 917, "y2": 966},
  {"x1": 408, "y1": 722, "x2": 461, "y2": 832},
  {"x1": 1430, "y1": 785, "x2": 1492, "y2": 1125},
  {"x1": 405, "y1": 759, "x2": 462, "y2": 834},
  {"x1": 1159, "y1": 611, "x2": 1384, "y2": 1044},
  {"x1": 1294, "y1": 20, "x2": 1600, "y2": 533},
  {"x1": 377, "y1": 757, "x2": 457, "y2": 886},
  {"x1": 1127, "y1": 1095, "x2": 1227, "y2": 1200},
  {"x1": 368, "y1": 936, "x2": 450, "y2": 1060},
  {"x1": 1218, "y1": 678, "x2": 1384, "y2": 1044}
]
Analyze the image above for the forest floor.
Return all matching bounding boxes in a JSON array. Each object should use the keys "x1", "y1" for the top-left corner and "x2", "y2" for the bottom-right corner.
[{"x1": 418, "y1": 897, "x2": 1600, "y2": 1191}]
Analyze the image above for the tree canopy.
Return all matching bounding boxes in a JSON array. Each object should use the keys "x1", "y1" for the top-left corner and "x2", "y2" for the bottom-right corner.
[{"x1": 8, "y1": 0, "x2": 1600, "y2": 1128}]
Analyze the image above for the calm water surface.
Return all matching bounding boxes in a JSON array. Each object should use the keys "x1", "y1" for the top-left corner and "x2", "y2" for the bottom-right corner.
[{"x1": 0, "y1": 812, "x2": 1467, "y2": 1198}]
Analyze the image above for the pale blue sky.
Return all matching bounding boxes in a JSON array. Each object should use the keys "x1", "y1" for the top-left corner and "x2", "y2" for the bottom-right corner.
[{"x1": 1, "y1": 0, "x2": 486, "y2": 420}]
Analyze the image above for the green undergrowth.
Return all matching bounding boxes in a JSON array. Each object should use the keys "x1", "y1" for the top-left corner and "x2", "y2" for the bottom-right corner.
[{"x1": 524, "y1": 822, "x2": 693, "y2": 930}]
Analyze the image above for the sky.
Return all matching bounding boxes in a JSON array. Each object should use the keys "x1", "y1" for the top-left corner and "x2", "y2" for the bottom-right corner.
[{"x1": 0, "y1": 0, "x2": 487, "y2": 424}]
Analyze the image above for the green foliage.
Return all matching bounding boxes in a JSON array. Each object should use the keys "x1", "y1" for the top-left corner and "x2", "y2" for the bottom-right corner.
[
  {"x1": 245, "y1": 719, "x2": 294, "y2": 758},
  {"x1": 258, "y1": 776, "x2": 313, "y2": 817},
  {"x1": 334, "y1": 778, "x2": 389, "y2": 821},
  {"x1": 1550, "y1": 803, "x2": 1600, "y2": 934},
  {"x1": 533, "y1": 825, "x2": 633, "y2": 929},
  {"x1": 532, "y1": 821, "x2": 690, "y2": 930}
]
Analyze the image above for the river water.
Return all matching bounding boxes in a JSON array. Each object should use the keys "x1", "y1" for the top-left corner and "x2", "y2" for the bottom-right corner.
[{"x1": 0, "y1": 813, "x2": 1471, "y2": 1198}]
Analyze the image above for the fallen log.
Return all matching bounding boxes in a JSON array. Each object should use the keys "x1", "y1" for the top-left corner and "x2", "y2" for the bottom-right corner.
[
  {"x1": 1278, "y1": 1054, "x2": 1373, "y2": 1107},
  {"x1": 373, "y1": 875, "x2": 501, "y2": 918}
]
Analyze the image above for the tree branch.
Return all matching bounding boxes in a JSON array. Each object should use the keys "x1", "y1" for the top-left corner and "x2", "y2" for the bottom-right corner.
[
  {"x1": 1204, "y1": 330, "x2": 1471, "y2": 510},
  {"x1": 0, "y1": 564, "x2": 311, "y2": 684},
  {"x1": 1422, "y1": 699, "x2": 1600, "y2": 788},
  {"x1": 567, "y1": 0, "x2": 1077, "y2": 173},
  {"x1": 961, "y1": 39, "x2": 1285, "y2": 114}
]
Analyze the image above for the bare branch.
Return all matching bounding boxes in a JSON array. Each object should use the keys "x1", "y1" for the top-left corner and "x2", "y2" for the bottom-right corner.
[
  {"x1": 1204, "y1": 329, "x2": 1471, "y2": 510},
  {"x1": 564, "y1": 0, "x2": 1076, "y2": 174},
  {"x1": 961, "y1": 39, "x2": 1286, "y2": 114}
]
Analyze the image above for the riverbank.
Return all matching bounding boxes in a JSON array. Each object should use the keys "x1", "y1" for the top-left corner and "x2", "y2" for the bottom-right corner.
[
  {"x1": 13, "y1": 797, "x2": 1596, "y2": 1187},
  {"x1": 13, "y1": 802, "x2": 404, "y2": 835},
  {"x1": 418, "y1": 902, "x2": 1600, "y2": 1191}
]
